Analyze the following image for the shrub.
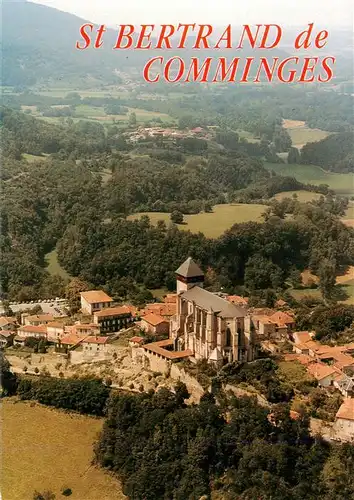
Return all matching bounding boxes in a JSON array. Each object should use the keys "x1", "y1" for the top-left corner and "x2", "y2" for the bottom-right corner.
[{"x1": 61, "y1": 487, "x2": 72, "y2": 497}]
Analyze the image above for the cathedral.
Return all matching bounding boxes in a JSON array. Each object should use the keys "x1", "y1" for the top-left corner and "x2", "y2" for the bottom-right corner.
[{"x1": 170, "y1": 257, "x2": 256, "y2": 366}]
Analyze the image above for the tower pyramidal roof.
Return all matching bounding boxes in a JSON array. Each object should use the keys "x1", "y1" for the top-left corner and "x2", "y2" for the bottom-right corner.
[{"x1": 175, "y1": 257, "x2": 204, "y2": 278}]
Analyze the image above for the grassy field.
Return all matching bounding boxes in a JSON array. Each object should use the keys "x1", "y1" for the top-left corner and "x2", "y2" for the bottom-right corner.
[
  {"x1": 45, "y1": 249, "x2": 71, "y2": 281},
  {"x1": 282, "y1": 119, "x2": 330, "y2": 147},
  {"x1": 35, "y1": 104, "x2": 173, "y2": 125},
  {"x1": 128, "y1": 203, "x2": 266, "y2": 238},
  {"x1": 277, "y1": 360, "x2": 313, "y2": 385},
  {"x1": 265, "y1": 162, "x2": 354, "y2": 196},
  {"x1": 23, "y1": 153, "x2": 48, "y2": 163},
  {"x1": 273, "y1": 190, "x2": 323, "y2": 202},
  {"x1": 2, "y1": 399, "x2": 125, "y2": 500}
]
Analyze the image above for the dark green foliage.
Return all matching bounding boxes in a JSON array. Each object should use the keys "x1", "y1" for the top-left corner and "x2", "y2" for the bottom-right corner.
[
  {"x1": 95, "y1": 386, "x2": 354, "y2": 499},
  {"x1": 311, "y1": 305, "x2": 354, "y2": 342},
  {"x1": 301, "y1": 132, "x2": 354, "y2": 172},
  {"x1": 218, "y1": 358, "x2": 294, "y2": 403},
  {"x1": 0, "y1": 351, "x2": 18, "y2": 396},
  {"x1": 17, "y1": 377, "x2": 110, "y2": 416},
  {"x1": 61, "y1": 487, "x2": 72, "y2": 497},
  {"x1": 170, "y1": 210, "x2": 184, "y2": 224},
  {"x1": 288, "y1": 147, "x2": 301, "y2": 164}
]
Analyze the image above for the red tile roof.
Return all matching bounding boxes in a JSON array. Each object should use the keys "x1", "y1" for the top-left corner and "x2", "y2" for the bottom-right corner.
[
  {"x1": 46, "y1": 321, "x2": 64, "y2": 328},
  {"x1": 143, "y1": 339, "x2": 192, "y2": 359},
  {"x1": 25, "y1": 314, "x2": 54, "y2": 323},
  {"x1": 293, "y1": 331, "x2": 312, "y2": 344},
  {"x1": 227, "y1": 295, "x2": 249, "y2": 306},
  {"x1": 268, "y1": 311, "x2": 294, "y2": 325},
  {"x1": 94, "y1": 305, "x2": 132, "y2": 318},
  {"x1": 307, "y1": 362, "x2": 338, "y2": 381},
  {"x1": 336, "y1": 398, "x2": 354, "y2": 421},
  {"x1": 0, "y1": 317, "x2": 17, "y2": 327},
  {"x1": 80, "y1": 290, "x2": 113, "y2": 304},
  {"x1": 19, "y1": 325, "x2": 47, "y2": 334},
  {"x1": 129, "y1": 336, "x2": 144, "y2": 344},
  {"x1": 141, "y1": 313, "x2": 169, "y2": 326},
  {"x1": 82, "y1": 336, "x2": 109, "y2": 344},
  {"x1": 165, "y1": 294, "x2": 177, "y2": 304},
  {"x1": 59, "y1": 333, "x2": 87, "y2": 346},
  {"x1": 142, "y1": 303, "x2": 176, "y2": 317}
]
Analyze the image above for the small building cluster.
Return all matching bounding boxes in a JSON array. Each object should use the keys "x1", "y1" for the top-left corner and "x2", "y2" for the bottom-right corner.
[
  {"x1": 125, "y1": 126, "x2": 213, "y2": 143},
  {"x1": 133, "y1": 257, "x2": 298, "y2": 370}
]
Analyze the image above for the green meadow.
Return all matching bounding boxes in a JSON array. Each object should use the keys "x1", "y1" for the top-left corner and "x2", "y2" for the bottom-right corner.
[{"x1": 128, "y1": 203, "x2": 266, "y2": 238}]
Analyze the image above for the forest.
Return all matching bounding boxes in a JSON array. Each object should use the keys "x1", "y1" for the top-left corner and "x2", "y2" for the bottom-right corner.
[
  {"x1": 0, "y1": 356, "x2": 351, "y2": 500},
  {"x1": 1, "y1": 106, "x2": 353, "y2": 303}
]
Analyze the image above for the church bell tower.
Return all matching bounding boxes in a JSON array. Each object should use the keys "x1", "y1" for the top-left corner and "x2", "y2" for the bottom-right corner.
[{"x1": 175, "y1": 257, "x2": 204, "y2": 294}]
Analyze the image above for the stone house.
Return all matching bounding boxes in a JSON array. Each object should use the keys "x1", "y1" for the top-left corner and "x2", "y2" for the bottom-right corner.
[
  {"x1": 17, "y1": 324, "x2": 47, "y2": 340},
  {"x1": 22, "y1": 314, "x2": 54, "y2": 326},
  {"x1": 306, "y1": 362, "x2": 340, "y2": 387},
  {"x1": 334, "y1": 398, "x2": 354, "y2": 441},
  {"x1": 141, "y1": 313, "x2": 169, "y2": 335},
  {"x1": 93, "y1": 305, "x2": 134, "y2": 333},
  {"x1": 80, "y1": 290, "x2": 113, "y2": 315},
  {"x1": 46, "y1": 321, "x2": 65, "y2": 342},
  {"x1": 82, "y1": 336, "x2": 109, "y2": 353}
]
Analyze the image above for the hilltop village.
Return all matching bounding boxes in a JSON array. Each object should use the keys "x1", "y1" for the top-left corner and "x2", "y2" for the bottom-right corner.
[{"x1": 2, "y1": 257, "x2": 354, "y2": 443}]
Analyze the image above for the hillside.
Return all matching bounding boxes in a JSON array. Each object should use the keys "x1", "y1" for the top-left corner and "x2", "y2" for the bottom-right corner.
[
  {"x1": 1, "y1": 0, "x2": 120, "y2": 86},
  {"x1": 2, "y1": 1, "x2": 290, "y2": 86}
]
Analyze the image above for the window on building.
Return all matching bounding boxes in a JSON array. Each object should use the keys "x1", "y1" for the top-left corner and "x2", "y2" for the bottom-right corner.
[{"x1": 226, "y1": 328, "x2": 231, "y2": 347}]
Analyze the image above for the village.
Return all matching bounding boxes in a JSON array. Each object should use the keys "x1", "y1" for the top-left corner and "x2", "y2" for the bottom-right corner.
[{"x1": 1, "y1": 257, "x2": 354, "y2": 443}]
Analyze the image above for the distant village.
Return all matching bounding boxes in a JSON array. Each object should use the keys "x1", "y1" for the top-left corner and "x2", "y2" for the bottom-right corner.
[
  {"x1": 124, "y1": 125, "x2": 215, "y2": 143},
  {"x1": 1, "y1": 257, "x2": 354, "y2": 443}
]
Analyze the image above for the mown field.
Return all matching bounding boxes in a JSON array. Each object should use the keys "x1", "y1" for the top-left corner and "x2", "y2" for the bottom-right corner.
[
  {"x1": 273, "y1": 190, "x2": 323, "y2": 202},
  {"x1": 128, "y1": 203, "x2": 267, "y2": 238},
  {"x1": 265, "y1": 163, "x2": 353, "y2": 196},
  {"x1": 282, "y1": 119, "x2": 330, "y2": 147},
  {"x1": 291, "y1": 266, "x2": 354, "y2": 305},
  {"x1": 2, "y1": 399, "x2": 125, "y2": 500}
]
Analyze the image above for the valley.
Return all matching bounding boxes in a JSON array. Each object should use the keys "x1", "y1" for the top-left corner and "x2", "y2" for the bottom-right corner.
[{"x1": 1, "y1": 2, "x2": 354, "y2": 500}]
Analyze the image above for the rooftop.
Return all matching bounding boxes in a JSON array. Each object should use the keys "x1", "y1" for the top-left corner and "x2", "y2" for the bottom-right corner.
[
  {"x1": 175, "y1": 257, "x2": 204, "y2": 278},
  {"x1": 227, "y1": 295, "x2": 249, "y2": 306},
  {"x1": 59, "y1": 333, "x2": 87, "y2": 346},
  {"x1": 80, "y1": 290, "x2": 113, "y2": 304},
  {"x1": 143, "y1": 339, "x2": 192, "y2": 360},
  {"x1": 25, "y1": 314, "x2": 54, "y2": 322},
  {"x1": 19, "y1": 325, "x2": 47, "y2": 334},
  {"x1": 142, "y1": 303, "x2": 176, "y2": 317},
  {"x1": 336, "y1": 398, "x2": 354, "y2": 421},
  {"x1": 94, "y1": 305, "x2": 132, "y2": 318},
  {"x1": 142, "y1": 313, "x2": 168, "y2": 326},
  {"x1": 46, "y1": 321, "x2": 64, "y2": 328},
  {"x1": 82, "y1": 336, "x2": 109, "y2": 344},
  {"x1": 181, "y1": 286, "x2": 247, "y2": 318},
  {"x1": 293, "y1": 331, "x2": 313, "y2": 344},
  {"x1": 268, "y1": 311, "x2": 294, "y2": 325},
  {"x1": 0, "y1": 316, "x2": 17, "y2": 327},
  {"x1": 129, "y1": 336, "x2": 144, "y2": 344},
  {"x1": 307, "y1": 362, "x2": 338, "y2": 381}
]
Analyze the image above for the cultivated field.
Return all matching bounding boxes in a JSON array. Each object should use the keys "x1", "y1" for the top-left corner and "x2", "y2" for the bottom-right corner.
[
  {"x1": 282, "y1": 119, "x2": 330, "y2": 147},
  {"x1": 128, "y1": 203, "x2": 267, "y2": 238},
  {"x1": 2, "y1": 399, "x2": 125, "y2": 500},
  {"x1": 265, "y1": 162, "x2": 353, "y2": 196}
]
